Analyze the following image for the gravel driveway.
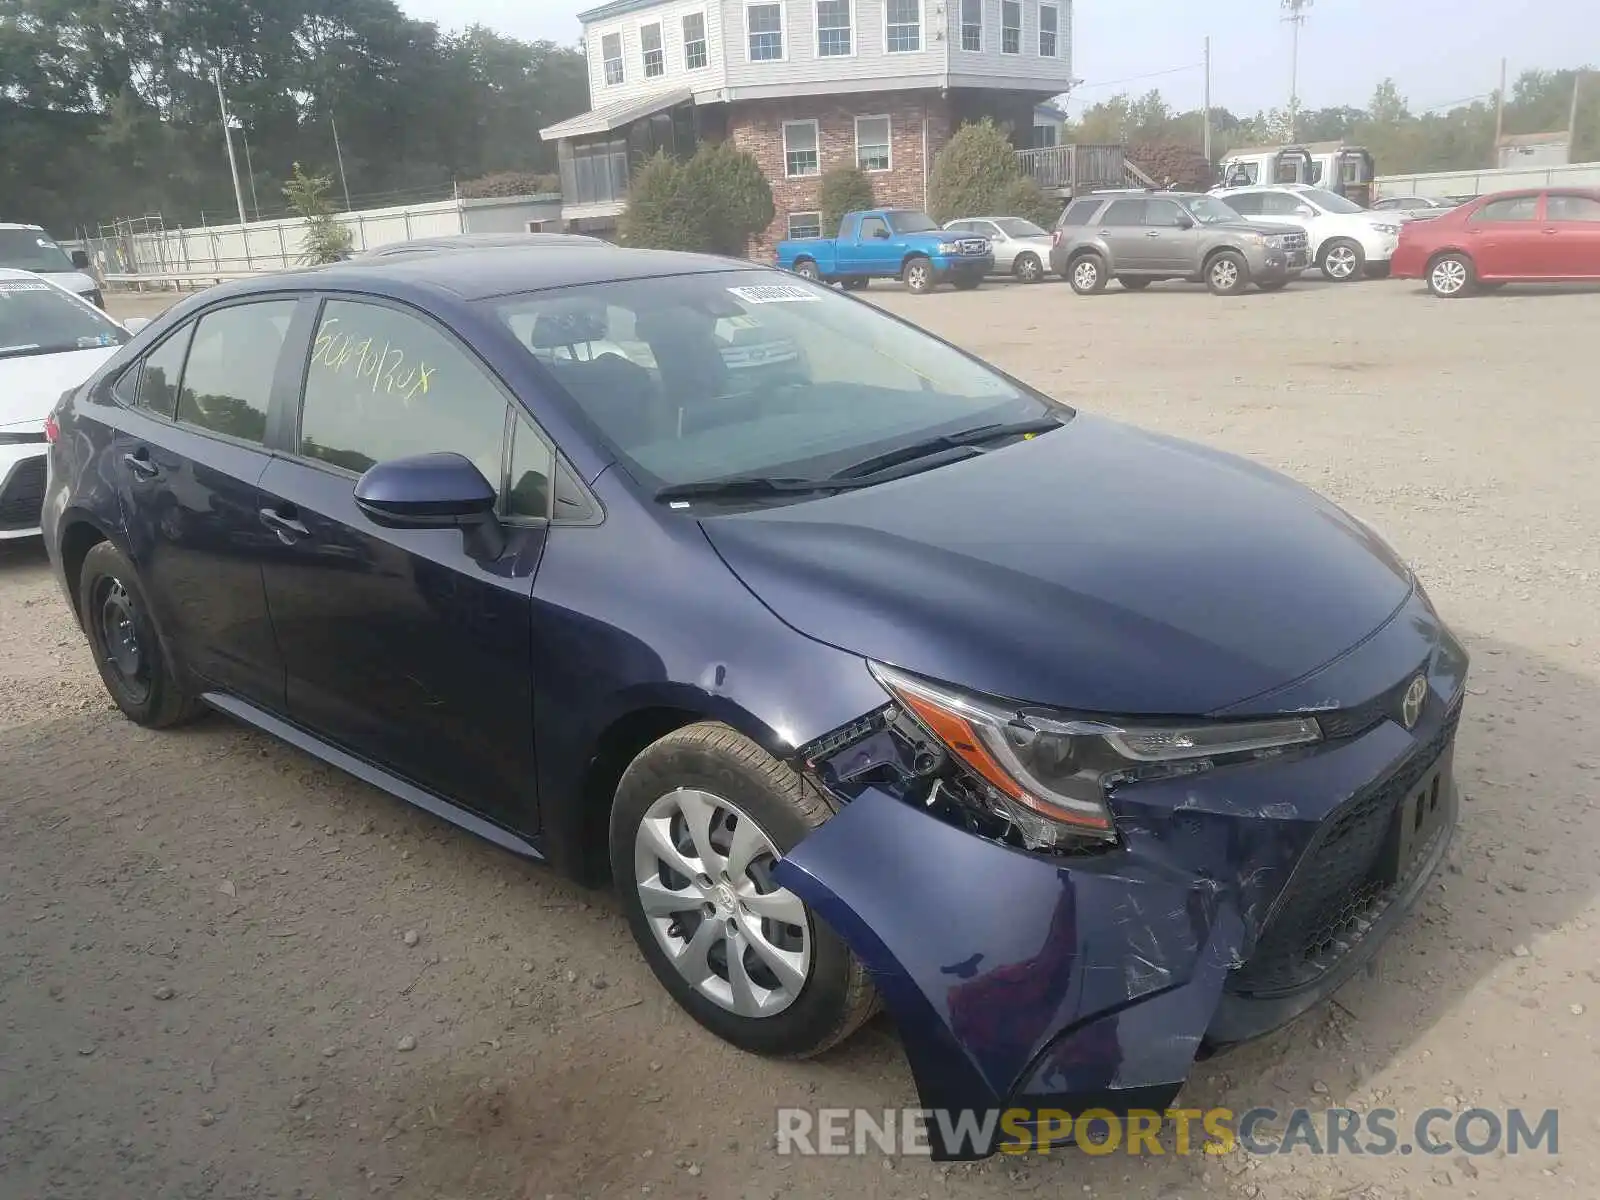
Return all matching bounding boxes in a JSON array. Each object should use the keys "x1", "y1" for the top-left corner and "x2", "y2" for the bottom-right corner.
[{"x1": 3, "y1": 276, "x2": 1597, "y2": 1199}]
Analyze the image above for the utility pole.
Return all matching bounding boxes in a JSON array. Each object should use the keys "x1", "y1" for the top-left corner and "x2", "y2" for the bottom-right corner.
[
  {"x1": 329, "y1": 109, "x2": 353, "y2": 212},
  {"x1": 1203, "y1": 36, "x2": 1213, "y2": 163},
  {"x1": 1568, "y1": 70, "x2": 1584, "y2": 164},
  {"x1": 240, "y1": 127, "x2": 261, "y2": 218},
  {"x1": 1281, "y1": 0, "x2": 1312, "y2": 143},
  {"x1": 212, "y1": 68, "x2": 249, "y2": 228},
  {"x1": 1493, "y1": 56, "x2": 1507, "y2": 164}
]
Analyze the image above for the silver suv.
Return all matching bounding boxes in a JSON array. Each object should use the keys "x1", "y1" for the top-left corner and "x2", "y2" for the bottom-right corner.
[{"x1": 1049, "y1": 191, "x2": 1310, "y2": 295}]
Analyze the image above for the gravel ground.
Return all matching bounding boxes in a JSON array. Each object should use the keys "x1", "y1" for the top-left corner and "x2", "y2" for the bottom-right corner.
[{"x1": 3, "y1": 276, "x2": 1598, "y2": 1199}]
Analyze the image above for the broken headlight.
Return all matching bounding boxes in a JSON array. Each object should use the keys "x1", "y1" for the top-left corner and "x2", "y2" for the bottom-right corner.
[{"x1": 870, "y1": 663, "x2": 1321, "y2": 850}]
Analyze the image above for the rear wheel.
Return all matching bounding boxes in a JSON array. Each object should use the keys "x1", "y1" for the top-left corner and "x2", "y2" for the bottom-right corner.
[
  {"x1": 1013, "y1": 253, "x2": 1044, "y2": 283},
  {"x1": 1205, "y1": 251, "x2": 1250, "y2": 295},
  {"x1": 1069, "y1": 254, "x2": 1107, "y2": 295},
  {"x1": 611, "y1": 723, "x2": 876, "y2": 1058},
  {"x1": 792, "y1": 260, "x2": 820, "y2": 282},
  {"x1": 1426, "y1": 253, "x2": 1475, "y2": 297},
  {"x1": 78, "y1": 541, "x2": 200, "y2": 728},
  {"x1": 1320, "y1": 238, "x2": 1365, "y2": 282},
  {"x1": 1117, "y1": 277, "x2": 1152, "y2": 291},
  {"x1": 902, "y1": 256, "x2": 935, "y2": 294}
]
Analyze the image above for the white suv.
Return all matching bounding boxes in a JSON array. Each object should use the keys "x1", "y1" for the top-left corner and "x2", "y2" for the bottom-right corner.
[{"x1": 1213, "y1": 184, "x2": 1404, "y2": 282}]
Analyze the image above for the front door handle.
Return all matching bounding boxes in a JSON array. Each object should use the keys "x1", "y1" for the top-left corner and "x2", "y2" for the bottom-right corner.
[
  {"x1": 1145, "y1": 230, "x2": 1162, "y2": 238},
  {"x1": 1542, "y1": 228, "x2": 1559, "y2": 235},
  {"x1": 122, "y1": 448, "x2": 159, "y2": 479},
  {"x1": 258, "y1": 507, "x2": 310, "y2": 544}
]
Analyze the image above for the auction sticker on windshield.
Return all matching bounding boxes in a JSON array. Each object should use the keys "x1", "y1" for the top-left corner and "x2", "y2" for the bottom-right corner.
[{"x1": 727, "y1": 284, "x2": 821, "y2": 304}]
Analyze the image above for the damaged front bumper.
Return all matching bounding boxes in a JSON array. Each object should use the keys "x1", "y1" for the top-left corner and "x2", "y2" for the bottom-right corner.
[{"x1": 773, "y1": 603, "x2": 1468, "y2": 1160}]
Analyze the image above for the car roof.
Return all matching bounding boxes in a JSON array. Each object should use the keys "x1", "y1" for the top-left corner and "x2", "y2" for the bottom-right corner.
[
  {"x1": 360, "y1": 232, "x2": 603, "y2": 257},
  {"x1": 210, "y1": 245, "x2": 765, "y2": 304},
  {"x1": 0, "y1": 223, "x2": 46, "y2": 232}
]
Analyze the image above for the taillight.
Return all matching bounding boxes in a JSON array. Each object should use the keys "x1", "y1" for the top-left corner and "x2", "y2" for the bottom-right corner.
[
  {"x1": 1051, "y1": 230, "x2": 1062, "y2": 247},
  {"x1": 43, "y1": 413, "x2": 59, "y2": 444}
]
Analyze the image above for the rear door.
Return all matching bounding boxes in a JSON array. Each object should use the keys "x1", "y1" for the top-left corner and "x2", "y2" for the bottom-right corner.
[
  {"x1": 1463, "y1": 193, "x2": 1541, "y2": 278},
  {"x1": 256, "y1": 294, "x2": 548, "y2": 831},
  {"x1": 108, "y1": 297, "x2": 303, "y2": 707},
  {"x1": 1540, "y1": 192, "x2": 1600, "y2": 277},
  {"x1": 1095, "y1": 198, "x2": 1150, "y2": 271},
  {"x1": 1141, "y1": 198, "x2": 1201, "y2": 272}
]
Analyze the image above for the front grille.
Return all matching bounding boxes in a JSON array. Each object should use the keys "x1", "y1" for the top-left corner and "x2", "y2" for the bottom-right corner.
[
  {"x1": 957, "y1": 239, "x2": 988, "y2": 255},
  {"x1": 1227, "y1": 703, "x2": 1461, "y2": 997},
  {"x1": 0, "y1": 455, "x2": 47, "y2": 530},
  {"x1": 1316, "y1": 667, "x2": 1428, "y2": 740}
]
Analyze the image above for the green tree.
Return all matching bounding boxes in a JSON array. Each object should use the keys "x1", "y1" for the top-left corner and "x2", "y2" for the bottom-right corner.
[
  {"x1": 618, "y1": 152, "x2": 708, "y2": 251},
  {"x1": 283, "y1": 162, "x2": 352, "y2": 263},
  {"x1": 818, "y1": 165, "x2": 876, "y2": 236},
  {"x1": 682, "y1": 140, "x2": 775, "y2": 256},
  {"x1": 928, "y1": 119, "x2": 1035, "y2": 223}
]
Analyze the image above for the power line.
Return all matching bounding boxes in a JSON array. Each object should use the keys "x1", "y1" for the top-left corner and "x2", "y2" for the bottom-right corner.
[{"x1": 1067, "y1": 62, "x2": 1206, "y2": 96}]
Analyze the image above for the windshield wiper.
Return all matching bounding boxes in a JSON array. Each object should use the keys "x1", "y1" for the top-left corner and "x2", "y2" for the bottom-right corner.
[
  {"x1": 828, "y1": 416, "x2": 1063, "y2": 481},
  {"x1": 655, "y1": 475, "x2": 851, "y2": 503}
]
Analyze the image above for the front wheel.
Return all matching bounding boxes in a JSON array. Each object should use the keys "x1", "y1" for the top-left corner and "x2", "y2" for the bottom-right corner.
[
  {"x1": 78, "y1": 540, "x2": 201, "y2": 728},
  {"x1": 792, "y1": 260, "x2": 820, "y2": 282},
  {"x1": 1013, "y1": 253, "x2": 1044, "y2": 284},
  {"x1": 1427, "y1": 253, "x2": 1476, "y2": 297},
  {"x1": 902, "y1": 256, "x2": 935, "y2": 294},
  {"x1": 611, "y1": 723, "x2": 877, "y2": 1058},
  {"x1": 1206, "y1": 251, "x2": 1250, "y2": 295},
  {"x1": 1320, "y1": 238, "x2": 1365, "y2": 282}
]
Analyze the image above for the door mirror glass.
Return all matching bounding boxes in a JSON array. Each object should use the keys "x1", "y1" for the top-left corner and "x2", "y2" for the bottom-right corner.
[
  {"x1": 1174, "y1": 213, "x2": 1195, "y2": 229},
  {"x1": 872, "y1": 227, "x2": 891, "y2": 239},
  {"x1": 354, "y1": 452, "x2": 505, "y2": 556},
  {"x1": 71, "y1": 249, "x2": 91, "y2": 270}
]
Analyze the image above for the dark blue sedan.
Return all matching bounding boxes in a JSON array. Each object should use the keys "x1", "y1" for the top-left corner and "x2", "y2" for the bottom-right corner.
[{"x1": 41, "y1": 247, "x2": 1467, "y2": 1157}]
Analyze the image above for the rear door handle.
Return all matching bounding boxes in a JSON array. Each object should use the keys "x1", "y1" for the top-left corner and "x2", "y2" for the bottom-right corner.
[
  {"x1": 258, "y1": 507, "x2": 310, "y2": 543},
  {"x1": 122, "y1": 449, "x2": 159, "y2": 479}
]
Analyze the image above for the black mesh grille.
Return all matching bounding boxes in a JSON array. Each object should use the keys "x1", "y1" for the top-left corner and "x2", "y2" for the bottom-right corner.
[
  {"x1": 0, "y1": 456, "x2": 46, "y2": 530},
  {"x1": 1228, "y1": 703, "x2": 1460, "y2": 998},
  {"x1": 1316, "y1": 665, "x2": 1429, "y2": 740}
]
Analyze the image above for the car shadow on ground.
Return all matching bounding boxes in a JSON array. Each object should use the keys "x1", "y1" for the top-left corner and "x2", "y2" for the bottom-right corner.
[{"x1": 0, "y1": 538, "x2": 49, "y2": 570}]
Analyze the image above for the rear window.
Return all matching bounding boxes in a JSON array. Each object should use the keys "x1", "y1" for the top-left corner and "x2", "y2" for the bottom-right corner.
[{"x1": 1058, "y1": 199, "x2": 1100, "y2": 227}]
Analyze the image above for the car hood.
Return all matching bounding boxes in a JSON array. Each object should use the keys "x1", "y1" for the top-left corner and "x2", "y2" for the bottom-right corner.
[
  {"x1": 0, "y1": 345, "x2": 120, "y2": 426},
  {"x1": 907, "y1": 231, "x2": 984, "y2": 248},
  {"x1": 699, "y1": 414, "x2": 1413, "y2": 716},
  {"x1": 1222, "y1": 221, "x2": 1303, "y2": 238},
  {"x1": 30, "y1": 269, "x2": 99, "y2": 297}
]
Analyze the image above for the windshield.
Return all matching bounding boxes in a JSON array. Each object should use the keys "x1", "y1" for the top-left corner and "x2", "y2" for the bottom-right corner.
[
  {"x1": 1300, "y1": 187, "x2": 1364, "y2": 215},
  {"x1": 491, "y1": 271, "x2": 1060, "y2": 493},
  {"x1": 1181, "y1": 195, "x2": 1243, "y2": 224},
  {"x1": 0, "y1": 279, "x2": 127, "y2": 359},
  {"x1": 993, "y1": 218, "x2": 1047, "y2": 237},
  {"x1": 0, "y1": 229, "x2": 76, "y2": 273},
  {"x1": 887, "y1": 212, "x2": 939, "y2": 234}
]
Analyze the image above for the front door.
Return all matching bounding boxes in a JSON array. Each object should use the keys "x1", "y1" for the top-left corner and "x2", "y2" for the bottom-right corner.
[
  {"x1": 1539, "y1": 192, "x2": 1600, "y2": 278},
  {"x1": 843, "y1": 214, "x2": 891, "y2": 274},
  {"x1": 256, "y1": 296, "x2": 549, "y2": 831},
  {"x1": 109, "y1": 298, "x2": 301, "y2": 708},
  {"x1": 1463, "y1": 193, "x2": 1541, "y2": 278},
  {"x1": 1140, "y1": 198, "x2": 1200, "y2": 272}
]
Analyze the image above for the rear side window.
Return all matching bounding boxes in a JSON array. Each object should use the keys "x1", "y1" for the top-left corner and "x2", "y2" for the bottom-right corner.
[
  {"x1": 1474, "y1": 196, "x2": 1537, "y2": 222},
  {"x1": 1100, "y1": 199, "x2": 1146, "y2": 225},
  {"x1": 134, "y1": 325, "x2": 195, "y2": 420},
  {"x1": 1058, "y1": 199, "x2": 1100, "y2": 227},
  {"x1": 1223, "y1": 192, "x2": 1264, "y2": 217},
  {"x1": 175, "y1": 301, "x2": 296, "y2": 444}
]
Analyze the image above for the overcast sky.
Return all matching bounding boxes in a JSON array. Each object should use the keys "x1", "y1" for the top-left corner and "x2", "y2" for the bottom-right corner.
[{"x1": 398, "y1": 0, "x2": 1594, "y2": 119}]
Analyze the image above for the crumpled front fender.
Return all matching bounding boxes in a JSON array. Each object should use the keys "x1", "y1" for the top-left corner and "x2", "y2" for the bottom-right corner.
[{"x1": 773, "y1": 788, "x2": 1246, "y2": 1159}]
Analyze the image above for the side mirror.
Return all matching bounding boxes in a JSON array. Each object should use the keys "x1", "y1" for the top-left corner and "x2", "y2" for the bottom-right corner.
[
  {"x1": 354, "y1": 451, "x2": 505, "y2": 558},
  {"x1": 71, "y1": 249, "x2": 91, "y2": 270},
  {"x1": 1295, "y1": 205, "x2": 1315, "y2": 218},
  {"x1": 121, "y1": 316, "x2": 150, "y2": 333},
  {"x1": 1174, "y1": 214, "x2": 1195, "y2": 230},
  {"x1": 872, "y1": 227, "x2": 891, "y2": 239}
]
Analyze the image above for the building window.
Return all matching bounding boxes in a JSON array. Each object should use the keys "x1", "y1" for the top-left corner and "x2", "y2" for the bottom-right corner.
[
  {"x1": 959, "y1": 0, "x2": 981, "y2": 50},
  {"x1": 788, "y1": 211, "x2": 823, "y2": 239},
  {"x1": 783, "y1": 120, "x2": 819, "y2": 177},
  {"x1": 885, "y1": 0, "x2": 920, "y2": 52},
  {"x1": 1039, "y1": 2, "x2": 1058, "y2": 56},
  {"x1": 816, "y1": 0, "x2": 852, "y2": 56},
  {"x1": 855, "y1": 115, "x2": 890, "y2": 171},
  {"x1": 640, "y1": 22, "x2": 665, "y2": 77},
  {"x1": 1032, "y1": 123, "x2": 1058, "y2": 148},
  {"x1": 601, "y1": 32, "x2": 624, "y2": 84},
  {"x1": 747, "y1": 2, "x2": 785, "y2": 61},
  {"x1": 1000, "y1": 0, "x2": 1020, "y2": 54},
  {"x1": 683, "y1": 12, "x2": 708, "y2": 68}
]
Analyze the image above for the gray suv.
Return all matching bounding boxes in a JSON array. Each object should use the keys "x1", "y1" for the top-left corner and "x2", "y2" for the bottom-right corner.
[{"x1": 1049, "y1": 191, "x2": 1310, "y2": 295}]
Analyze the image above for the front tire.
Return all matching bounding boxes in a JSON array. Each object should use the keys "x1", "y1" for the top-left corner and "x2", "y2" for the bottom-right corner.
[
  {"x1": 902, "y1": 256, "x2": 935, "y2": 294},
  {"x1": 1320, "y1": 238, "x2": 1365, "y2": 282},
  {"x1": 1427, "y1": 253, "x2": 1475, "y2": 298},
  {"x1": 1013, "y1": 253, "x2": 1044, "y2": 284},
  {"x1": 610, "y1": 722, "x2": 876, "y2": 1058},
  {"x1": 78, "y1": 541, "x2": 201, "y2": 728},
  {"x1": 1206, "y1": 250, "x2": 1250, "y2": 295},
  {"x1": 1069, "y1": 254, "x2": 1107, "y2": 295}
]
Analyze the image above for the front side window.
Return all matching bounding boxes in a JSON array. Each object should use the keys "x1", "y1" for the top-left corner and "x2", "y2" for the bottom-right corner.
[
  {"x1": 601, "y1": 32, "x2": 624, "y2": 84},
  {"x1": 747, "y1": 2, "x2": 784, "y2": 60},
  {"x1": 683, "y1": 12, "x2": 709, "y2": 68},
  {"x1": 959, "y1": 0, "x2": 981, "y2": 50},
  {"x1": 858, "y1": 215, "x2": 890, "y2": 240},
  {"x1": 787, "y1": 211, "x2": 823, "y2": 240},
  {"x1": 0, "y1": 229, "x2": 75, "y2": 273},
  {"x1": 489, "y1": 271, "x2": 1059, "y2": 495},
  {"x1": 1001, "y1": 0, "x2": 1021, "y2": 53},
  {"x1": 1143, "y1": 200, "x2": 1187, "y2": 227},
  {"x1": 856, "y1": 115, "x2": 890, "y2": 171},
  {"x1": 1101, "y1": 198, "x2": 1146, "y2": 225},
  {"x1": 0, "y1": 278, "x2": 127, "y2": 362},
  {"x1": 1299, "y1": 186, "x2": 1363, "y2": 214},
  {"x1": 783, "y1": 120, "x2": 819, "y2": 177},
  {"x1": 817, "y1": 0, "x2": 851, "y2": 55},
  {"x1": 994, "y1": 218, "x2": 1046, "y2": 237},
  {"x1": 1261, "y1": 192, "x2": 1308, "y2": 217},
  {"x1": 1547, "y1": 193, "x2": 1600, "y2": 221},
  {"x1": 174, "y1": 301, "x2": 296, "y2": 445},
  {"x1": 640, "y1": 22, "x2": 665, "y2": 77},
  {"x1": 133, "y1": 325, "x2": 194, "y2": 419},
  {"x1": 1181, "y1": 195, "x2": 1247, "y2": 225},
  {"x1": 1039, "y1": 2, "x2": 1059, "y2": 56},
  {"x1": 297, "y1": 300, "x2": 509, "y2": 497},
  {"x1": 885, "y1": 0, "x2": 920, "y2": 52},
  {"x1": 886, "y1": 211, "x2": 938, "y2": 233},
  {"x1": 1474, "y1": 195, "x2": 1538, "y2": 222}
]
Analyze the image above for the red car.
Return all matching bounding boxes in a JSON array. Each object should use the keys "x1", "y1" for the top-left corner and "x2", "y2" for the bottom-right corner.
[{"x1": 1390, "y1": 188, "x2": 1600, "y2": 296}]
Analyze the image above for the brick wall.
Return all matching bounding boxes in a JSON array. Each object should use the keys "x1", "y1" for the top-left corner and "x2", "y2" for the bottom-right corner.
[{"x1": 728, "y1": 91, "x2": 954, "y2": 257}]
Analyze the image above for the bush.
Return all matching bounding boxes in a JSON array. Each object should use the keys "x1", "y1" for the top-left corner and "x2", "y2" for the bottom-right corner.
[
  {"x1": 1000, "y1": 176, "x2": 1063, "y2": 229},
  {"x1": 619, "y1": 142, "x2": 775, "y2": 256},
  {"x1": 818, "y1": 165, "x2": 877, "y2": 236},
  {"x1": 928, "y1": 119, "x2": 1027, "y2": 223},
  {"x1": 458, "y1": 171, "x2": 561, "y2": 198}
]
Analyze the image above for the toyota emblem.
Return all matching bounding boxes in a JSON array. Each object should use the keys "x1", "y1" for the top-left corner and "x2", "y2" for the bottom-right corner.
[{"x1": 1400, "y1": 674, "x2": 1428, "y2": 730}]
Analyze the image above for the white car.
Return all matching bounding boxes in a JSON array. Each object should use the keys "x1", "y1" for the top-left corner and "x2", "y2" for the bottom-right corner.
[
  {"x1": 1369, "y1": 195, "x2": 1457, "y2": 221},
  {"x1": 943, "y1": 216, "x2": 1054, "y2": 282},
  {"x1": 0, "y1": 269, "x2": 138, "y2": 540},
  {"x1": 1212, "y1": 184, "x2": 1405, "y2": 282},
  {"x1": 0, "y1": 223, "x2": 105, "y2": 307}
]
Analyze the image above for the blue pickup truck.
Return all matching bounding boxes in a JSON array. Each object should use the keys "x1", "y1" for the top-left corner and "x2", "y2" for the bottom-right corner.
[{"x1": 774, "y1": 209, "x2": 993, "y2": 294}]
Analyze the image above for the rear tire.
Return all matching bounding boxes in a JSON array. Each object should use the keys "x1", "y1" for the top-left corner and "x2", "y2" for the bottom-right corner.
[
  {"x1": 792, "y1": 260, "x2": 820, "y2": 282},
  {"x1": 610, "y1": 722, "x2": 877, "y2": 1058},
  {"x1": 902, "y1": 256, "x2": 935, "y2": 294},
  {"x1": 1205, "y1": 251, "x2": 1250, "y2": 295},
  {"x1": 1320, "y1": 238, "x2": 1364, "y2": 282},
  {"x1": 1068, "y1": 254, "x2": 1107, "y2": 295},
  {"x1": 1013, "y1": 253, "x2": 1044, "y2": 283},
  {"x1": 1426, "y1": 252, "x2": 1475, "y2": 298},
  {"x1": 78, "y1": 541, "x2": 201, "y2": 728}
]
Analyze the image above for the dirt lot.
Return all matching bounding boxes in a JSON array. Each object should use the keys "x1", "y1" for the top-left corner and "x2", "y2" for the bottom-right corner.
[{"x1": 4, "y1": 276, "x2": 1599, "y2": 1199}]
